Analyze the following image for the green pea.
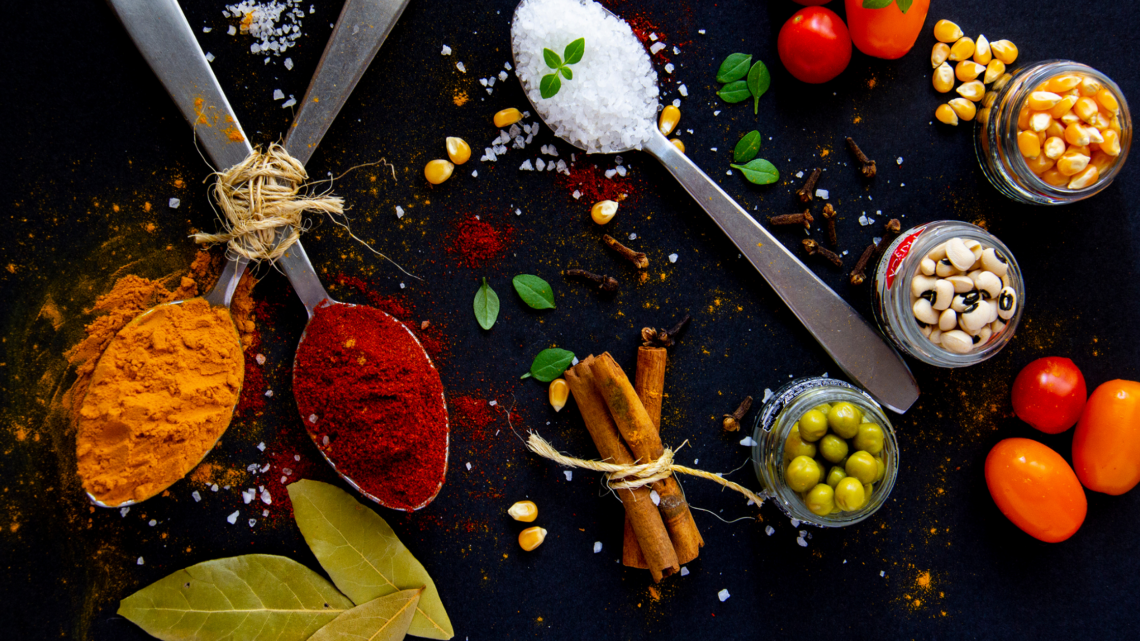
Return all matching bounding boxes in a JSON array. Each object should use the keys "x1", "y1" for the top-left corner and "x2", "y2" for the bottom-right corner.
[
  {"x1": 845, "y1": 451, "x2": 878, "y2": 485},
  {"x1": 834, "y1": 477, "x2": 866, "y2": 512},
  {"x1": 798, "y1": 409, "x2": 829, "y2": 442},
  {"x1": 826, "y1": 465, "x2": 847, "y2": 488},
  {"x1": 818, "y1": 434, "x2": 849, "y2": 463},
  {"x1": 805, "y1": 483, "x2": 835, "y2": 516},
  {"x1": 828, "y1": 402, "x2": 863, "y2": 439},
  {"x1": 784, "y1": 426, "x2": 817, "y2": 461},
  {"x1": 875, "y1": 456, "x2": 886, "y2": 482},
  {"x1": 853, "y1": 422, "x2": 885, "y2": 455},
  {"x1": 785, "y1": 455, "x2": 823, "y2": 493}
]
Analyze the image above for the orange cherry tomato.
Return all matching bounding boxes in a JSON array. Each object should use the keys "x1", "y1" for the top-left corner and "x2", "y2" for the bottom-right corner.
[
  {"x1": 1072, "y1": 379, "x2": 1140, "y2": 495},
  {"x1": 985, "y1": 438, "x2": 1087, "y2": 543},
  {"x1": 844, "y1": 0, "x2": 931, "y2": 60}
]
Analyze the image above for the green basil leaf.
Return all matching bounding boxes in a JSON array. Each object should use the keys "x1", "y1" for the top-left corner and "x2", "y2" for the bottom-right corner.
[
  {"x1": 529, "y1": 348, "x2": 575, "y2": 382},
  {"x1": 717, "y1": 80, "x2": 751, "y2": 103},
  {"x1": 560, "y1": 66, "x2": 573, "y2": 80},
  {"x1": 308, "y1": 590, "x2": 421, "y2": 641},
  {"x1": 473, "y1": 278, "x2": 499, "y2": 330},
  {"x1": 543, "y1": 47, "x2": 562, "y2": 69},
  {"x1": 747, "y1": 60, "x2": 771, "y2": 114},
  {"x1": 512, "y1": 274, "x2": 556, "y2": 310},
  {"x1": 540, "y1": 73, "x2": 561, "y2": 99},
  {"x1": 563, "y1": 37, "x2": 585, "y2": 65},
  {"x1": 862, "y1": 0, "x2": 894, "y2": 7},
  {"x1": 716, "y1": 53, "x2": 752, "y2": 84},
  {"x1": 896, "y1": 0, "x2": 912, "y2": 12},
  {"x1": 730, "y1": 159, "x2": 780, "y2": 185},
  {"x1": 733, "y1": 130, "x2": 762, "y2": 164}
]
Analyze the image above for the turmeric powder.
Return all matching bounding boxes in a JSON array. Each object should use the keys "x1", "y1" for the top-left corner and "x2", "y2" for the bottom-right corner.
[{"x1": 76, "y1": 298, "x2": 244, "y2": 506}]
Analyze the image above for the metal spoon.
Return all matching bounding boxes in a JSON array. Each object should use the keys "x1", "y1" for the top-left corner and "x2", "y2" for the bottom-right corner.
[
  {"x1": 106, "y1": 0, "x2": 447, "y2": 510},
  {"x1": 510, "y1": 1, "x2": 919, "y2": 414}
]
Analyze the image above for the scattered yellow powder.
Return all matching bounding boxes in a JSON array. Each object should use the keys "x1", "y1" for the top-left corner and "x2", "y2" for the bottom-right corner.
[{"x1": 453, "y1": 90, "x2": 469, "y2": 106}]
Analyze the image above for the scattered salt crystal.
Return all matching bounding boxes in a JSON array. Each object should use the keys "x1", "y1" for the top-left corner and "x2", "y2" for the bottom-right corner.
[
  {"x1": 137, "y1": 557, "x2": 145, "y2": 565},
  {"x1": 650, "y1": 42, "x2": 666, "y2": 54},
  {"x1": 294, "y1": 455, "x2": 301, "y2": 461},
  {"x1": 192, "y1": 491, "x2": 201, "y2": 502},
  {"x1": 680, "y1": 566, "x2": 690, "y2": 576},
  {"x1": 499, "y1": 70, "x2": 508, "y2": 81},
  {"x1": 797, "y1": 535, "x2": 808, "y2": 547},
  {"x1": 842, "y1": 250, "x2": 849, "y2": 256},
  {"x1": 260, "y1": 489, "x2": 271, "y2": 505},
  {"x1": 514, "y1": 208, "x2": 522, "y2": 216},
  {"x1": 168, "y1": 198, "x2": 180, "y2": 209},
  {"x1": 726, "y1": 170, "x2": 733, "y2": 176},
  {"x1": 765, "y1": 525, "x2": 775, "y2": 536},
  {"x1": 572, "y1": 190, "x2": 581, "y2": 200},
  {"x1": 571, "y1": 356, "x2": 580, "y2": 366},
  {"x1": 257, "y1": 442, "x2": 266, "y2": 451},
  {"x1": 395, "y1": 205, "x2": 404, "y2": 219},
  {"x1": 536, "y1": 158, "x2": 546, "y2": 171},
  {"x1": 649, "y1": 32, "x2": 658, "y2": 41},
  {"x1": 713, "y1": 110, "x2": 721, "y2": 116},
  {"x1": 206, "y1": 52, "x2": 216, "y2": 62},
  {"x1": 593, "y1": 541, "x2": 603, "y2": 553},
  {"x1": 881, "y1": 571, "x2": 886, "y2": 577},
  {"x1": 718, "y1": 589, "x2": 730, "y2": 602},
  {"x1": 668, "y1": 253, "x2": 678, "y2": 264},
  {"x1": 678, "y1": 84, "x2": 688, "y2": 97},
  {"x1": 472, "y1": 170, "x2": 478, "y2": 177},
  {"x1": 897, "y1": 156, "x2": 904, "y2": 165},
  {"x1": 796, "y1": 171, "x2": 804, "y2": 178},
  {"x1": 120, "y1": 507, "x2": 130, "y2": 517},
  {"x1": 466, "y1": 462, "x2": 472, "y2": 471},
  {"x1": 673, "y1": 46, "x2": 681, "y2": 55},
  {"x1": 227, "y1": 25, "x2": 237, "y2": 36},
  {"x1": 822, "y1": 372, "x2": 829, "y2": 378},
  {"x1": 505, "y1": 61, "x2": 513, "y2": 70},
  {"x1": 255, "y1": 353, "x2": 266, "y2": 365},
  {"x1": 441, "y1": 44, "x2": 452, "y2": 55},
  {"x1": 815, "y1": 189, "x2": 829, "y2": 200},
  {"x1": 227, "y1": 511, "x2": 239, "y2": 524},
  {"x1": 520, "y1": 160, "x2": 534, "y2": 171},
  {"x1": 479, "y1": 78, "x2": 488, "y2": 87},
  {"x1": 322, "y1": 435, "x2": 329, "y2": 446},
  {"x1": 650, "y1": 490, "x2": 661, "y2": 506},
  {"x1": 615, "y1": 166, "x2": 627, "y2": 177},
  {"x1": 629, "y1": 233, "x2": 637, "y2": 240},
  {"x1": 564, "y1": 470, "x2": 573, "y2": 481},
  {"x1": 604, "y1": 168, "x2": 617, "y2": 178},
  {"x1": 262, "y1": 510, "x2": 268, "y2": 517},
  {"x1": 858, "y1": 213, "x2": 875, "y2": 226},
  {"x1": 664, "y1": 63, "x2": 674, "y2": 74},
  {"x1": 739, "y1": 436, "x2": 757, "y2": 447},
  {"x1": 249, "y1": 519, "x2": 257, "y2": 527},
  {"x1": 242, "y1": 490, "x2": 253, "y2": 504},
  {"x1": 281, "y1": 476, "x2": 287, "y2": 483},
  {"x1": 872, "y1": 237, "x2": 882, "y2": 245},
  {"x1": 488, "y1": 77, "x2": 496, "y2": 87},
  {"x1": 281, "y1": 97, "x2": 297, "y2": 108},
  {"x1": 148, "y1": 519, "x2": 157, "y2": 527},
  {"x1": 790, "y1": 519, "x2": 801, "y2": 527},
  {"x1": 698, "y1": 29, "x2": 706, "y2": 34},
  {"x1": 284, "y1": 57, "x2": 293, "y2": 70},
  {"x1": 399, "y1": 282, "x2": 406, "y2": 290},
  {"x1": 211, "y1": 484, "x2": 219, "y2": 492},
  {"x1": 308, "y1": 414, "x2": 317, "y2": 424},
  {"x1": 456, "y1": 62, "x2": 466, "y2": 73},
  {"x1": 273, "y1": 89, "x2": 285, "y2": 100}
]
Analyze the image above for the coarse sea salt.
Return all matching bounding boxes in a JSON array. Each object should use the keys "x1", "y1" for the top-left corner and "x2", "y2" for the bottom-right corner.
[
  {"x1": 512, "y1": 0, "x2": 658, "y2": 153},
  {"x1": 680, "y1": 566, "x2": 690, "y2": 576},
  {"x1": 718, "y1": 589, "x2": 731, "y2": 602},
  {"x1": 593, "y1": 541, "x2": 602, "y2": 553}
]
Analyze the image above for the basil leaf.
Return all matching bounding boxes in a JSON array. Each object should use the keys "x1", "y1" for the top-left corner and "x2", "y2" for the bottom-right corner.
[
  {"x1": 529, "y1": 348, "x2": 575, "y2": 382},
  {"x1": 730, "y1": 159, "x2": 780, "y2": 185},
  {"x1": 473, "y1": 278, "x2": 499, "y2": 330},
  {"x1": 896, "y1": 0, "x2": 912, "y2": 12},
  {"x1": 747, "y1": 60, "x2": 771, "y2": 114},
  {"x1": 717, "y1": 80, "x2": 751, "y2": 103},
  {"x1": 512, "y1": 274, "x2": 556, "y2": 310},
  {"x1": 540, "y1": 73, "x2": 561, "y2": 99},
  {"x1": 543, "y1": 47, "x2": 562, "y2": 69},
  {"x1": 563, "y1": 37, "x2": 585, "y2": 65},
  {"x1": 716, "y1": 53, "x2": 752, "y2": 84},
  {"x1": 560, "y1": 66, "x2": 573, "y2": 80},
  {"x1": 862, "y1": 0, "x2": 894, "y2": 7},
  {"x1": 734, "y1": 130, "x2": 762, "y2": 164}
]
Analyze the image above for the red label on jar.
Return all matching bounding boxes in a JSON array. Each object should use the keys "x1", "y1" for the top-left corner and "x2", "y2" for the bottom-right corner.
[{"x1": 884, "y1": 225, "x2": 928, "y2": 289}]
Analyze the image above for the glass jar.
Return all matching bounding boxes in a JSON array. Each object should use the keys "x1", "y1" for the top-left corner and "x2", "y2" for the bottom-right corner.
[
  {"x1": 976, "y1": 60, "x2": 1131, "y2": 205},
  {"x1": 871, "y1": 220, "x2": 1024, "y2": 368},
  {"x1": 751, "y1": 378, "x2": 898, "y2": 527}
]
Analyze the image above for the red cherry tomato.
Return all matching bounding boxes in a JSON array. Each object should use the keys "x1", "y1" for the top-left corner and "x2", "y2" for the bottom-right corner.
[
  {"x1": 985, "y1": 438, "x2": 1087, "y2": 543},
  {"x1": 1073, "y1": 380, "x2": 1140, "y2": 495},
  {"x1": 777, "y1": 7, "x2": 852, "y2": 84},
  {"x1": 844, "y1": 0, "x2": 930, "y2": 60},
  {"x1": 1011, "y1": 357, "x2": 1087, "y2": 434}
]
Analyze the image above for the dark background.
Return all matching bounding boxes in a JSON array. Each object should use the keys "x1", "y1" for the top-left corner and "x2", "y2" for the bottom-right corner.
[{"x1": 3, "y1": 0, "x2": 1139, "y2": 638}]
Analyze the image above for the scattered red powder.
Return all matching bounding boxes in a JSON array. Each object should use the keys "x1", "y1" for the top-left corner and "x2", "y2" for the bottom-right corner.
[
  {"x1": 447, "y1": 216, "x2": 512, "y2": 269},
  {"x1": 557, "y1": 163, "x2": 637, "y2": 205},
  {"x1": 333, "y1": 274, "x2": 412, "y2": 319},
  {"x1": 448, "y1": 395, "x2": 499, "y2": 441}
]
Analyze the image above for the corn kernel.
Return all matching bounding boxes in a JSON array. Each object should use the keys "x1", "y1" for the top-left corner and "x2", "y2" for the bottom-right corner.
[
  {"x1": 1037, "y1": 130, "x2": 1048, "y2": 146},
  {"x1": 1049, "y1": 95, "x2": 1078, "y2": 119},
  {"x1": 1017, "y1": 107, "x2": 1031, "y2": 130},
  {"x1": 1060, "y1": 111, "x2": 1081, "y2": 126},
  {"x1": 1064, "y1": 123, "x2": 1091, "y2": 147},
  {"x1": 1085, "y1": 126, "x2": 1105, "y2": 145},
  {"x1": 670, "y1": 138, "x2": 685, "y2": 153},
  {"x1": 445, "y1": 137, "x2": 471, "y2": 165},
  {"x1": 948, "y1": 36, "x2": 975, "y2": 62},
  {"x1": 1067, "y1": 165, "x2": 1099, "y2": 189},
  {"x1": 493, "y1": 108, "x2": 523, "y2": 128},
  {"x1": 931, "y1": 42, "x2": 950, "y2": 68},
  {"x1": 973, "y1": 34, "x2": 992, "y2": 65},
  {"x1": 1027, "y1": 91, "x2": 1062, "y2": 111},
  {"x1": 1041, "y1": 169, "x2": 1069, "y2": 187},
  {"x1": 1087, "y1": 112, "x2": 1111, "y2": 130},
  {"x1": 518, "y1": 526, "x2": 547, "y2": 551},
  {"x1": 1056, "y1": 153, "x2": 1090, "y2": 177},
  {"x1": 591, "y1": 199, "x2": 618, "y2": 225},
  {"x1": 977, "y1": 106, "x2": 991, "y2": 123},
  {"x1": 1029, "y1": 112, "x2": 1053, "y2": 133},
  {"x1": 658, "y1": 105, "x2": 680, "y2": 136},
  {"x1": 993, "y1": 73, "x2": 1014, "y2": 92},
  {"x1": 1109, "y1": 113, "x2": 1123, "y2": 134},
  {"x1": 508, "y1": 500, "x2": 538, "y2": 522},
  {"x1": 983, "y1": 60, "x2": 1005, "y2": 84},
  {"x1": 1101, "y1": 129, "x2": 1122, "y2": 157},
  {"x1": 982, "y1": 91, "x2": 998, "y2": 108},
  {"x1": 989, "y1": 40, "x2": 1018, "y2": 65},
  {"x1": 934, "y1": 20, "x2": 964, "y2": 43},
  {"x1": 956, "y1": 80, "x2": 986, "y2": 102},
  {"x1": 1043, "y1": 136, "x2": 1067, "y2": 160},
  {"x1": 424, "y1": 159, "x2": 455, "y2": 184},
  {"x1": 933, "y1": 62, "x2": 955, "y2": 93},
  {"x1": 1017, "y1": 131, "x2": 1041, "y2": 159},
  {"x1": 1025, "y1": 153, "x2": 1054, "y2": 175},
  {"x1": 1046, "y1": 120, "x2": 1066, "y2": 138},
  {"x1": 1072, "y1": 97, "x2": 1099, "y2": 124},
  {"x1": 548, "y1": 378, "x2": 569, "y2": 412},
  {"x1": 1090, "y1": 150, "x2": 1115, "y2": 172},
  {"x1": 948, "y1": 98, "x2": 977, "y2": 121},
  {"x1": 1096, "y1": 89, "x2": 1121, "y2": 113},
  {"x1": 1046, "y1": 75, "x2": 1082, "y2": 93},
  {"x1": 1066, "y1": 145, "x2": 1091, "y2": 158},
  {"x1": 955, "y1": 61, "x2": 986, "y2": 82},
  {"x1": 935, "y1": 104, "x2": 959, "y2": 125},
  {"x1": 1079, "y1": 77, "x2": 1103, "y2": 97}
]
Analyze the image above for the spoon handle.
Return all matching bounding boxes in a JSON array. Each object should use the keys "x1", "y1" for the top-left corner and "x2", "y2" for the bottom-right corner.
[{"x1": 643, "y1": 132, "x2": 919, "y2": 414}]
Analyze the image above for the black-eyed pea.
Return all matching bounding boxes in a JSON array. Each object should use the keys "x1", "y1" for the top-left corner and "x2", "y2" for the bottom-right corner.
[
  {"x1": 945, "y1": 238, "x2": 976, "y2": 271},
  {"x1": 951, "y1": 294, "x2": 968, "y2": 313},
  {"x1": 920, "y1": 257, "x2": 937, "y2": 276},
  {"x1": 927, "y1": 242, "x2": 949, "y2": 262},
  {"x1": 964, "y1": 240, "x2": 984, "y2": 264},
  {"x1": 960, "y1": 302, "x2": 990, "y2": 332},
  {"x1": 941, "y1": 329, "x2": 974, "y2": 354},
  {"x1": 991, "y1": 319, "x2": 1006, "y2": 335},
  {"x1": 1001, "y1": 271, "x2": 1011, "y2": 288},
  {"x1": 932, "y1": 279, "x2": 955, "y2": 310},
  {"x1": 975, "y1": 325, "x2": 993, "y2": 346},
  {"x1": 920, "y1": 323, "x2": 933, "y2": 338},
  {"x1": 911, "y1": 274, "x2": 938, "y2": 298},
  {"x1": 947, "y1": 275, "x2": 975, "y2": 293},
  {"x1": 936, "y1": 258, "x2": 960, "y2": 277},
  {"x1": 997, "y1": 286, "x2": 1017, "y2": 320},
  {"x1": 938, "y1": 308, "x2": 958, "y2": 332},
  {"x1": 929, "y1": 328, "x2": 943, "y2": 345},
  {"x1": 913, "y1": 298, "x2": 940, "y2": 325},
  {"x1": 984, "y1": 300, "x2": 1000, "y2": 324},
  {"x1": 972, "y1": 271, "x2": 1003, "y2": 299}
]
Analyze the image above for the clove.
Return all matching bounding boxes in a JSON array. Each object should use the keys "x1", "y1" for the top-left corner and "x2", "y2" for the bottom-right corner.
[
  {"x1": 602, "y1": 234, "x2": 649, "y2": 269},
  {"x1": 845, "y1": 137, "x2": 877, "y2": 178},
  {"x1": 820, "y1": 203, "x2": 838, "y2": 248},
  {"x1": 723, "y1": 396, "x2": 753, "y2": 432},
  {"x1": 849, "y1": 243, "x2": 877, "y2": 285},
  {"x1": 874, "y1": 218, "x2": 902, "y2": 258},
  {"x1": 564, "y1": 268, "x2": 619, "y2": 293},
  {"x1": 641, "y1": 314, "x2": 691, "y2": 348},
  {"x1": 849, "y1": 219, "x2": 902, "y2": 285},
  {"x1": 796, "y1": 168, "x2": 822, "y2": 203},
  {"x1": 802, "y1": 239, "x2": 843, "y2": 268},
  {"x1": 767, "y1": 210, "x2": 814, "y2": 229}
]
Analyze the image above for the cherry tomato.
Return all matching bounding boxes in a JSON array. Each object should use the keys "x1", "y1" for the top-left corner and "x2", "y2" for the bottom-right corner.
[
  {"x1": 985, "y1": 438, "x2": 1086, "y2": 543},
  {"x1": 1011, "y1": 357, "x2": 1087, "y2": 434},
  {"x1": 844, "y1": 0, "x2": 930, "y2": 60},
  {"x1": 777, "y1": 7, "x2": 852, "y2": 84},
  {"x1": 1073, "y1": 379, "x2": 1140, "y2": 495}
]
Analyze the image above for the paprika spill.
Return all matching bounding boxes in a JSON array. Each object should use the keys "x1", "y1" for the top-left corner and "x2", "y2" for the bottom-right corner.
[
  {"x1": 448, "y1": 215, "x2": 512, "y2": 269},
  {"x1": 292, "y1": 303, "x2": 449, "y2": 511}
]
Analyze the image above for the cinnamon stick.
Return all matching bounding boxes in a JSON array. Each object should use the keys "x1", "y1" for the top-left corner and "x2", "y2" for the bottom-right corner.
[
  {"x1": 565, "y1": 359, "x2": 679, "y2": 581},
  {"x1": 624, "y1": 345, "x2": 669, "y2": 569},
  {"x1": 588, "y1": 352, "x2": 704, "y2": 564}
]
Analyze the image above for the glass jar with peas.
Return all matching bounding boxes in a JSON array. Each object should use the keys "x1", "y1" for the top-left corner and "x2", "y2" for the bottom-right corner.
[{"x1": 751, "y1": 378, "x2": 899, "y2": 527}]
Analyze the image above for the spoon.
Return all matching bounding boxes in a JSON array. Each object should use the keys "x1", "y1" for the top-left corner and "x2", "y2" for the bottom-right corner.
[
  {"x1": 510, "y1": 0, "x2": 920, "y2": 414},
  {"x1": 106, "y1": 0, "x2": 447, "y2": 510}
]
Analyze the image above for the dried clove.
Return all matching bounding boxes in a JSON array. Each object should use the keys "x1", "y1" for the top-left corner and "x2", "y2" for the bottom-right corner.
[
  {"x1": 641, "y1": 314, "x2": 692, "y2": 348},
  {"x1": 849, "y1": 243, "x2": 877, "y2": 285},
  {"x1": 874, "y1": 218, "x2": 902, "y2": 258},
  {"x1": 796, "y1": 168, "x2": 822, "y2": 203},
  {"x1": 802, "y1": 239, "x2": 843, "y2": 268},
  {"x1": 602, "y1": 234, "x2": 649, "y2": 269},
  {"x1": 846, "y1": 137, "x2": 877, "y2": 178},
  {"x1": 819, "y1": 203, "x2": 838, "y2": 248},
  {"x1": 723, "y1": 396, "x2": 753, "y2": 432},
  {"x1": 849, "y1": 219, "x2": 902, "y2": 285},
  {"x1": 564, "y1": 268, "x2": 619, "y2": 293},
  {"x1": 767, "y1": 210, "x2": 814, "y2": 229}
]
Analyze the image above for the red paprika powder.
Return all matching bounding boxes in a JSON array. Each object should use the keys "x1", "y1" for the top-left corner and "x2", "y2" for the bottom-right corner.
[{"x1": 292, "y1": 303, "x2": 449, "y2": 511}]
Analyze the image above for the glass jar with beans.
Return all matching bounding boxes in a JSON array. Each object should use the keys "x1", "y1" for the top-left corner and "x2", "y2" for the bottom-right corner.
[
  {"x1": 751, "y1": 378, "x2": 899, "y2": 527},
  {"x1": 871, "y1": 220, "x2": 1024, "y2": 367}
]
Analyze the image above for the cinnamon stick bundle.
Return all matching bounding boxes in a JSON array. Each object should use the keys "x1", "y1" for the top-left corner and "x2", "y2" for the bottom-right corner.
[{"x1": 623, "y1": 346, "x2": 668, "y2": 568}]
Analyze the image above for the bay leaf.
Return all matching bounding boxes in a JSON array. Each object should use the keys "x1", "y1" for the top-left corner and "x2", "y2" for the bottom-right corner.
[
  {"x1": 118, "y1": 554, "x2": 353, "y2": 641},
  {"x1": 288, "y1": 480, "x2": 455, "y2": 640},
  {"x1": 308, "y1": 589, "x2": 422, "y2": 641}
]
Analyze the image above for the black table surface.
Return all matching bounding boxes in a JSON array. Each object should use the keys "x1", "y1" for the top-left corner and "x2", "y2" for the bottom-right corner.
[{"x1": 4, "y1": 0, "x2": 1140, "y2": 638}]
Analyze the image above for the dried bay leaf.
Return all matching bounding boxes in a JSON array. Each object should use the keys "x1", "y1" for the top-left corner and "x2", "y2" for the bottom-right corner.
[
  {"x1": 117, "y1": 554, "x2": 353, "y2": 641},
  {"x1": 309, "y1": 589, "x2": 422, "y2": 641},
  {"x1": 288, "y1": 480, "x2": 455, "y2": 640}
]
